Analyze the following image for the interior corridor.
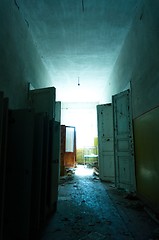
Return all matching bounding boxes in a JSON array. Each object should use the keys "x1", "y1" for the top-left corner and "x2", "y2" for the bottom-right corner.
[{"x1": 40, "y1": 165, "x2": 159, "y2": 240}]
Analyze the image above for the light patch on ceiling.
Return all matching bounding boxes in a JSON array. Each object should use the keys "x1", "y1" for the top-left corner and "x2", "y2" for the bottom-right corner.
[{"x1": 20, "y1": 0, "x2": 139, "y2": 102}]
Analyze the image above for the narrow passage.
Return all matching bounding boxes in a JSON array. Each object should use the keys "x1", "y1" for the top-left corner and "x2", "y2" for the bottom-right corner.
[{"x1": 41, "y1": 165, "x2": 158, "y2": 240}]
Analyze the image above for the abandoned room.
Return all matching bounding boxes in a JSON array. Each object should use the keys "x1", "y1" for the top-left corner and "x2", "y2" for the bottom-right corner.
[{"x1": 0, "y1": 0, "x2": 159, "y2": 239}]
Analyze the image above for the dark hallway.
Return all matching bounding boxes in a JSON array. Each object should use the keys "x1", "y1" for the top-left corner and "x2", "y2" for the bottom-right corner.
[
  {"x1": 1, "y1": 1, "x2": 159, "y2": 239},
  {"x1": 41, "y1": 165, "x2": 158, "y2": 240}
]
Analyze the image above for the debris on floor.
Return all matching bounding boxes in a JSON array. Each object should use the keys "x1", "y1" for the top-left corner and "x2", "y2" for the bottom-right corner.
[
  {"x1": 79, "y1": 231, "x2": 106, "y2": 240},
  {"x1": 124, "y1": 192, "x2": 138, "y2": 200},
  {"x1": 93, "y1": 166, "x2": 99, "y2": 176},
  {"x1": 93, "y1": 176, "x2": 100, "y2": 181},
  {"x1": 41, "y1": 165, "x2": 159, "y2": 240},
  {"x1": 65, "y1": 167, "x2": 75, "y2": 176}
]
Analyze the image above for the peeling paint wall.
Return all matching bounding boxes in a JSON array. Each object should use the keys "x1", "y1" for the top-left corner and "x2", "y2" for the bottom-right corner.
[{"x1": 0, "y1": 0, "x2": 51, "y2": 108}]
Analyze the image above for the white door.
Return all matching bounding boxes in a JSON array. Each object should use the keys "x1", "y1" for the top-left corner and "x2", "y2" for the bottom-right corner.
[
  {"x1": 97, "y1": 104, "x2": 114, "y2": 182},
  {"x1": 112, "y1": 89, "x2": 136, "y2": 192},
  {"x1": 29, "y1": 87, "x2": 56, "y2": 119}
]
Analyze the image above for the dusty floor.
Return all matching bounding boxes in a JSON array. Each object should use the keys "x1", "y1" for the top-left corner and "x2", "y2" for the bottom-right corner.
[{"x1": 41, "y1": 165, "x2": 159, "y2": 240}]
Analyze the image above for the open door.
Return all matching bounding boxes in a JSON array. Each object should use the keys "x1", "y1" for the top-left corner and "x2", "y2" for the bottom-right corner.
[
  {"x1": 65, "y1": 126, "x2": 76, "y2": 168},
  {"x1": 29, "y1": 86, "x2": 56, "y2": 119},
  {"x1": 60, "y1": 125, "x2": 76, "y2": 175},
  {"x1": 112, "y1": 89, "x2": 136, "y2": 192},
  {"x1": 29, "y1": 86, "x2": 61, "y2": 214},
  {"x1": 97, "y1": 104, "x2": 114, "y2": 182}
]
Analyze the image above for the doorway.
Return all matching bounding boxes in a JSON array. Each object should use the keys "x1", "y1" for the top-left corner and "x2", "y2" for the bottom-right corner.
[
  {"x1": 60, "y1": 125, "x2": 76, "y2": 176},
  {"x1": 61, "y1": 102, "x2": 99, "y2": 174},
  {"x1": 97, "y1": 90, "x2": 136, "y2": 192}
]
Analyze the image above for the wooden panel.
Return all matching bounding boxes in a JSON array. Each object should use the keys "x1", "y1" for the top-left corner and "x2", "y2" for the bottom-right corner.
[
  {"x1": 30, "y1": 113, "x2": 44, "y2": 238},
  {"x1": 134, "y1": 107, "x2": 159, "y2": 213},
  {"x1": 47, "y1": 120, "x2": 60, "y2": 214},
  {"x1": 47, "y1": 119, "x2": 56, "y2": 214},
  {"x1": 4, "y1": 109, "x2": 35, "y2": 240},
  {"x1": 64, "y1": 152, "x2": 76, "y2": 168},
  {"x1": 1, "y1": 98, "x2": 8, "y2": 240},
  {"x1": 40, "y1": 115, "x2": 49, "y2": 227},
  {"x1": 0, "y1": 95, "x2": 9, "y2": 240},
  {"x1": 113, "y1": 89, "x2": 136, "y2": 192},
  {"x1": 60, "y1": 125, "x2": 66, "y2": 176},
  {"x1": 29, "y1": 87, "x2": 56, "y2": 119},
  {"x1": 0, "y1": 92, "x2": 3, "y2": 164},
  {"x1": 64, "y1": 126, "x2": 76, "y2": 168},
  {"x1": 0, "y1": 92, "x2": 4, "y2": 240},
  {"x1": 55, "y1": 101, "x2": 61, "y2": 122},
  {"x1": 97, "y1": 103, "x2": 114, "y2": 182},
  {"x1": 60, "y1": 125, "x2": 76, "y2": 170},
  {"x1": 51, "y1": 121, "x2": 60, "y2": 208}
]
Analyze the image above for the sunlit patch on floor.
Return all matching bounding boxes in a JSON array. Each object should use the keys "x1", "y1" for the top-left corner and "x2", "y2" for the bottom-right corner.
[{"x1": 75, "y1": 165, "x2": 94, "y2": 176}]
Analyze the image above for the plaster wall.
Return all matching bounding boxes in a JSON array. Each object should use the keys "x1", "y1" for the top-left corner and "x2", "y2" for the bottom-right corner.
[
  {"x1": 0, "y1": 0, "x2": 51, "y2": 109},
  {"x1": 108, "y1": 0, "x2": 159, "y2": 118},
  {"x1": 108, "y1": 0, "x2": 159, "y2": 212}
]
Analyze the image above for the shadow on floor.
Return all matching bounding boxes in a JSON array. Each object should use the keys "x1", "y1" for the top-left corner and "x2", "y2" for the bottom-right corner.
[{"x1": 41, "y1": 165, "x2": 159, "y2": 240}]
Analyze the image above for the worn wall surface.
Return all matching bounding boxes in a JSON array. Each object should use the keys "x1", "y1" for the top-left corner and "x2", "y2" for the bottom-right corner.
[
  {"x1": 108, "y1": 0, "x2": 159, "y2": 212},
  {"x1": 0, "y1": 0, "x2": 51, "y2": 108},
  {"x1": 108, "y1": 0, "x2": 159, "y2": 118}
]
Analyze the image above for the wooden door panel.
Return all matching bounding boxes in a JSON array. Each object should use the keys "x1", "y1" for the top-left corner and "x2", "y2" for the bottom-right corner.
[
  {"x1": 113, "y1": 89, "x2": 136, "y2": 192},
  {"x1": 97, "y1": 104, "x2": 114, "y2": 182}
]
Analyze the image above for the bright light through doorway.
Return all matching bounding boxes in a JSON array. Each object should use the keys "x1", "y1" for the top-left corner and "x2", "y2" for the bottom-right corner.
[
  {"x1": 75, "y1": 165, "x2": 93, "y2": 176},
  {"x1": 61, "y1": 103, "x2": 98, "y2": 149}
]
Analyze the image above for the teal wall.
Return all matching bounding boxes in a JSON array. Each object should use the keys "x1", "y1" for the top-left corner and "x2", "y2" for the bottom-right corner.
[
  {"x1": 0, "y1": 0, "x2": 51, "y2": 108},
  {"x1": 108, "y1": 0, "x2": 159, "y2": 212},
  {"x1": 107, "y1": 0, "x2": 159, "y2": 118}
]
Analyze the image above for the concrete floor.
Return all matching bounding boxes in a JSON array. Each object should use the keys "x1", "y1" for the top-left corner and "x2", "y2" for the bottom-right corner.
[{"x1": 41, "y1": 165, "x2": 159, "y2": 240}]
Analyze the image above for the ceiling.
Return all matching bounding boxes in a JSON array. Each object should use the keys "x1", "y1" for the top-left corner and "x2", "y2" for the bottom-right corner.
[{"x1": 20, "y1": 0, "x2": 139, "y2": 103}]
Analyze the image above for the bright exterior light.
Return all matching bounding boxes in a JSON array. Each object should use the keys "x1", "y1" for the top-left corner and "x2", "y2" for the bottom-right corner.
[{"x1": 75, "y1": 165, "x2": 93, "y2": 176}]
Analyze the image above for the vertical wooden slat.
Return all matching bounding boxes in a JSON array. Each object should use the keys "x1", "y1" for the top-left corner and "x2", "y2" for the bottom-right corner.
[
  {"x1": 60, "y1": 125, "x2": 66, "y2": 176},
  {"x1": 4, "y1": 109, "x2": 35, "y2": 240},
  {"x1": 1, "y1": 98, "x2": 9, "y2": 240},
  {"x1": 30, "y1": 113, "x2": 44, "y2": 239},
  {"x1": 0, "y1": 92, "x2": 4, "y2": 240},
  {"x1": 40, "y1": 115, "x2": 49, "y2": 227}
]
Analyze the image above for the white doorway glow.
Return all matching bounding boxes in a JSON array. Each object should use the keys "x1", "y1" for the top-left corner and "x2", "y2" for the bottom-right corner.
[
  {"x1": 61, "y1": 102, "x2": 98, "y2": 149},
  {"x1": 75, "y1": 165, "x2": 93, "y2": 176}
]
